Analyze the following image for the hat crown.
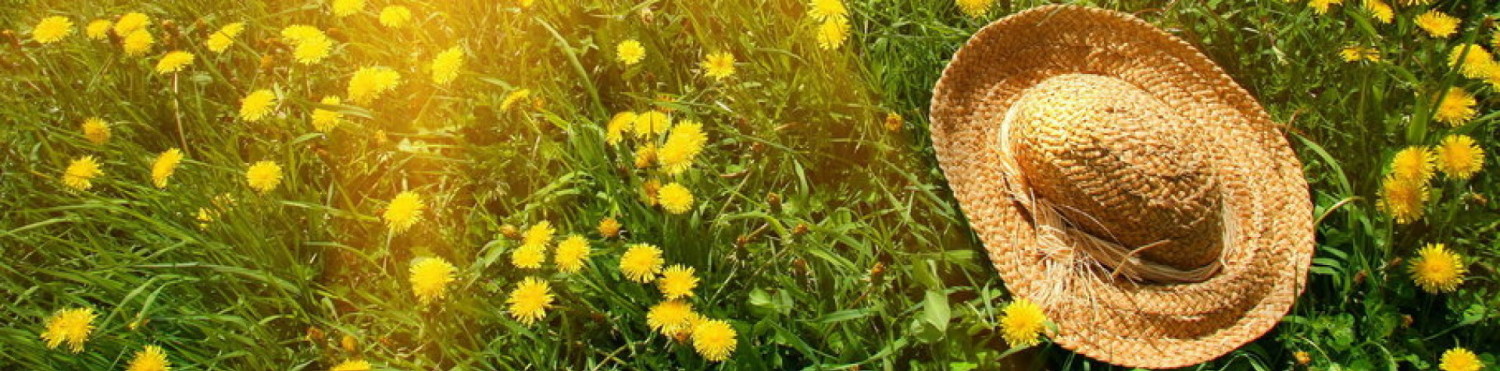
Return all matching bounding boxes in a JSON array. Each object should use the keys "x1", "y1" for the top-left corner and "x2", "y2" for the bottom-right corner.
[{"x1": 1006, "y1": 73, "x2": 1224, "y2": 272}]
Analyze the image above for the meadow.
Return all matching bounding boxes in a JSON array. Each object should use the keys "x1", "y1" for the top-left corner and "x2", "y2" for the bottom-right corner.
[{"x1": 1, "y1": 0, "x2": 1498, "y2": 370}]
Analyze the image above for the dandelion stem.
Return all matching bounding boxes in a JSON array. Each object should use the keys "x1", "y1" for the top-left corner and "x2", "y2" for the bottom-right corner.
[{"x1": 172, "y1": 74, "x2": 189, "y2": 153}]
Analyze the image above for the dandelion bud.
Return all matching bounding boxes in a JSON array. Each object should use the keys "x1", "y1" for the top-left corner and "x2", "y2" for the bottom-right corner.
[
  {"x1": 867, "y1": 261, "x2": 886, "y2": 283},
  {"x1": 2, "y1": 30, "x2": 19, "y2": 49},
  {"x1": 500, "y1": 224, "x2": 521, "y2": 240},
  {"x1": 305, "y1": 327, "x2": 325, "y2": 342},
  {"x1": 259, "y1": 54, "x2": 275, "y2": 71},
  {"x1": 638, "y1": 8, "x2": 655, "y2": 24},
  {"x1": 884, "y1": 112, "x2": 903, "y2": 132},
  {"x1": 597, "y1": 217, "x2": 621, "y2": 238}
]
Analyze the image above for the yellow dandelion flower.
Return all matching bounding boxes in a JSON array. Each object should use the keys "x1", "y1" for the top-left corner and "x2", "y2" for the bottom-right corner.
[
  {"x1": 62, "y1": 156, "x2": 102, "y2": 191},
  {"x1": 606, "y1": 111, "x2": 636, "y2": 145},
  {"x1": 957, "y1": 0, "x2": 995, "y2": 18},
  {"x1": 281, "y1": 25, "x2": 332, "y2": 65},
  {"x1": 1397, "y1": 0, "x2": 1431, "y2": 5},
  {"x1": 123, "y1": 29, "x2": 155, "y2": 57},
  {"x1": 281, "y1": 24, "x2": 320, "y2": 41},
  {"x1": 816, "y1": 17, "x2": 850, "y2": 50},
  {"x1": 239, "y1": 89, "x2": 277, "y2": 122},
  {"x1": 692, "y1": 319, "x2": 737, "y2": 362},
  {"x1": 205, "y1": 23, "x2": 244, "y2": 53},
  {"x1": 383, "y1": 191, "x2": 425, "y2": 233},
  {"x1": 1339, "y1": 48, "x2": 1360, "y2": 62},
  {"x1": 620, "y1": 243, "x2": 665, "y2": 283},
  {"x1": 513, "y1": 222, "x2": 552, "y2": 269},
  {"x1": 31, "y1": 16, "x2": 74, "y2": 44},
  {"x1": 125, "y1": 345, "x2": 170, "y2": 371},
  {"x1": 658, "y1": 120, "x2": 707, "y2": 175},
  {"x1": 379, "y1": 6, "x2": 413, "y2": 28},
  {"x1": 409, "y1": 257, "x2": 457, "y2": 305},
  {"x1": 213, "y1": 192, "x2": 237, "y2": 209},
  {"x1": 311, "y1": 96, "x2": 345, "y2": 132},
  {"x1": 347, "y1": 66, "x2": 401, "y2": 104},
  {"x1": 81, "y1": 117, "x2": 110, "y2": 145},
  {"x1": 40, "y1": 307, "x2": 95, "y2": 352},
  {"x1": 522, "y1": 220, "x2": 555, "y2": 247},
  {"x1": 1484, "y1": 63, "x2": 1500, "y2": 90},
  {"x1": 1409, "y1": 243, "x2": 1466, "y2": 293},
  {"x1": 330, "y1": 360, "x2": 372, "y2": 371},
  {"x1": 1000, "y1": 298, "x2": 1047, "y2": 347},
  {"x1": 1435, "y1": 135, "x2": 1485, "y2": 180},
  {"x1": 680, "y1": 313, "x2": 711, "y2": 343},
  {"x1": 245, "y1": 160, "x2": 283, "y2": 194},
  {"x1": 641, "y1": 178, "x2": 662, "y2": 206},
  {"x1": 1294, "y1": 351, "x2": 1312, "y2": 365},
  {"x1": 554, "y1": 235, "x2": 591, "y2": 273},
  {"x1": 1440, "y1": 347, "x2": 1483, "y2": 371},
  {"x1": 292, "y1": 34, "x2": 332, "y2": 65},
  {"x1": 701, "y1": 52, "x2": 737, "y2": 81},
  {"x1": 500, "y1": 89, "x2": 531, "y2": 112},
  {"x1": 332, "y1": 0, "x2": 366, "y2": 17},
  {"x1": 506, "y1": 277, "x2": 554, "y2": 325},
  {"x1": 431, "y1": 46, "x2": 464, "y2": 85},
  {"x1": 1391, "y1": 146, "x2": 1436, "y2": 182},
  {"x1": 155, "y1": 51, "x2": 194, "y2": 75},
  {"x1": 885, "y1": 112, "x2": 904, "y2": 131},
  {"x1": 647, "y1": 300, "x2": 695, "y2": 336},
  {"x1": 516, "y1": 0, "x2": 535, "y2": 8},
  {"x1": 634, "y1": 110, "x2": 670, "y2": 139},
  {"x1": 1416, "y1": 10, "x2": 1459, "y2": 38},
  {"x1": 807, "y1": 0, "x2": 848, "y2": 21},
  {"x1": 1377, "y1": 174, "x2": 1428, "y2": 224},
  {"x1": 1447, "y1": 44, "x2": 1495, "y2": 79},
  {"x1": 658, "y1": 265, "x2": 698, "y2": 300},
  {"x1": 86, "y1": 19, "x2": 112, "y2": 40},
  {"x1": 634, "y1": 144, "x2": 658, "y2": 169},
  {"x1": 1340, "y1": 46, "x2": 1379, "y2": 62},
  {"x1": 150, "y1": 148, "x2": 183, "y2": 189},
  {"x1": 1433, "y1": 87, "x2": 1477, "y2": 127},
  {"x1": 196, "y1": 207, "x2": 215, "y2": 230},
  {"x1": 1308, "y1": 0, "x2": 1342, "y2": 14},
  {"x1": 1363, "y1": 0, "x2": 1392, "y2": 23},
  {"x1": 113, "y1": 12, "x2": 150, "y2": 37},
  {"x1": 597, "y1": 217, "x2": 621, "y2": 238},
  {"x1": 616, "y1": 39, "x2": 645, "y2": 65},
  {"x1": 658, "y1": 182, "x2": 695, "y2": 214},
  {"x1": 512, "y1": 243, "x2": 546, "y2": 269}
]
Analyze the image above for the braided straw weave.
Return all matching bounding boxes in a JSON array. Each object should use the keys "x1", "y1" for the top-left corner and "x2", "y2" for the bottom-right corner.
[{"x1": 929, "y1": 5, "x2": 1314, "y2": 368}]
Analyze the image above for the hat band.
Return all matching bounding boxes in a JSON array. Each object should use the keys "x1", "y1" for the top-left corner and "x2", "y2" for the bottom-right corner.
[{"x1": 1027, "y1": 195, "x2": 1223, "y2": 283}]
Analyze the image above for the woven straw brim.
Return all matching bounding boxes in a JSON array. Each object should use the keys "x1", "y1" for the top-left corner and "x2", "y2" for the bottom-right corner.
[{"x1": 928, "y1": 5, "x2": 1314, "y2": 369}]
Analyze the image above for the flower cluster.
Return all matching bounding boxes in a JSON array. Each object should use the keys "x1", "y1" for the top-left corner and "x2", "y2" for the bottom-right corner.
[
  {"x1": 626, "y1": 243, "x2": 738, "y2": 362},
  {"x1": 604, "y1": 107, "x2": 712, "y2": 216},
  {"x1": 22, "y1": 2, "x2": 769, "y2": 368}
]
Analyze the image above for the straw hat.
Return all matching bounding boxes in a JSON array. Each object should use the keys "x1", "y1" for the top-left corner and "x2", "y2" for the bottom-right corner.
[{"x1": 928, "y1": 5, "x2": 1314, "y2": 368}]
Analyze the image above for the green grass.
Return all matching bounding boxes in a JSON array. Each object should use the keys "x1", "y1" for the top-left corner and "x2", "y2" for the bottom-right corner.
[{"x1": 3, "y1": 0, "x2": 1499, "y2": 369}]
